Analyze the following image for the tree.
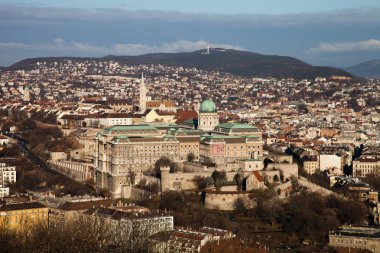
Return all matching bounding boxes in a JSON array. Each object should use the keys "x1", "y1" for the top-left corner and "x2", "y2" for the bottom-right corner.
[
  {"x1": 234, "y1": 197, "x2": 248, "y2": 212},
  {"x1": 154, "y1": 156, "x2": 179, "y2": 176},
  {"x1": 234, "y1": 173, "x2": 243, "y2": 191},
  {"x1": 193, "y1": 176, "x2": 208, "y2": 190},
  {"x1": 211, "y1": 171, "x2": 227, "y2": 185},
  {"x1": 250, "y1": 188, "x2": 277, "y2": 212},
  {"x1": 128, "y1": 168, "x2": 136, "y2": 185},
  {"x1": 18, "y1": 118, "x2": 37, "y2": 133},
  {"x1": 187, "y1": 152, "x2": 195, "y2": 162},
  {"x1": 0, "y1": 213, "x2": 159, "y2": 253}
]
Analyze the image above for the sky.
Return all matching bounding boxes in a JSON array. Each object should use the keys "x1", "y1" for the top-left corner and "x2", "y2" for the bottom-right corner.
[{"x1": 0, "y1": 0, "x2": 380, "y2": 67}]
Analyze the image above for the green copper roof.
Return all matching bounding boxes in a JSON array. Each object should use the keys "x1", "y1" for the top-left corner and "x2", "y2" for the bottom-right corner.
[
  {"x1": 216, "y1": 123, "x2": 257, "y2": 129},
  {"x1": 199, "y1": 98, "x2": 217, "y2": 113},
  {"x1": 107, "y1": 125, "x2": 158, "y2": 131}
]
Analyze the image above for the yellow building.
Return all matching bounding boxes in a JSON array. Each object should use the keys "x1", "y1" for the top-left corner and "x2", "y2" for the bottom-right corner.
[
  {"x1": 353, "y1": 157, "x2": 380, "y2": 177},
  {"x1": 144, "y1": 109, "x2": 176, "y2": 123},
  {"x1": 329, "y1": 226, "x2": 380, "y2": 253},
  {"x1": 200, "y1": 123, "x2": 263, "y2": 164},
  {"x1": 303, "y1": 157, "x2": 319, "y2": 174},
  {"x1": 0, "y1": 202, "x2": 49, "y2": 231},
  {"x1": 94, "y1": 123, "x2": 263, "y2": 198}
]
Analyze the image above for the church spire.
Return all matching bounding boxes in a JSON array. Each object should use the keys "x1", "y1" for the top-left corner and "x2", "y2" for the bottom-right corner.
[{"x1": 139, "y1": 72, "x2": 147, "y2": 112}]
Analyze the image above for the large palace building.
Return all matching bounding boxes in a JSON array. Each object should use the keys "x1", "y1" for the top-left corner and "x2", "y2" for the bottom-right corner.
[{"x1": 93, "y1": 99, "x2": 263, "y2": 198}]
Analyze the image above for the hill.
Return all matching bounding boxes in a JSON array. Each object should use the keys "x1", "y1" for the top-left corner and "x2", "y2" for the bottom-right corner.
[
  {"x1": 7, "y1": 49, "x2": 354, "y2": 79},
  {"x1": 344, "y1": 59, "x2": 380, "y2": 78}
]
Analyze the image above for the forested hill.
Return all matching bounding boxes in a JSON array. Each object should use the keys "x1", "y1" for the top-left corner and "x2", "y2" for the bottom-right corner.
[{"x1": 6, "y1": 48, "x2": 354, "y2": 79}]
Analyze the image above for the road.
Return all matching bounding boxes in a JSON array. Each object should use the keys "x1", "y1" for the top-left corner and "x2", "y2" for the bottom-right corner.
[
  {"x1": 2, "y1": 131, "x2": 98, "y2": 195},
  {"x1": 2, "y1": 131, "x2": 61, "y2": 176}
]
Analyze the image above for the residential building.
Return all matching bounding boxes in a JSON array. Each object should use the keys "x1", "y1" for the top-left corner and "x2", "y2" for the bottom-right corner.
[
  {"x1": 0, "y1": 163, "x2": 16, "y2": 186},
  {"x1": 303, "y1": 156, "x2": 319, "y2": 174},
  {"x1": 0, "y1": 185, "x2": 9, "y2": 197},
  {"x1": 0, "y1": 202, "x2": 49, "y2": 231},
  {"x1": 0, "y1": 135, "x2": 9, "y2": 146},
  {"x1": 329, "y1": 226, "x2": 380, "y2": 253},
  {"x1": 83, "y1": 204, "x2": 174, "y2": 247},
  {"x1": 150, "y1": 227, "x2": 234, "y2": 253},
  {"x1": 353, "y1": 157, "x2": 380, "y2": 177}
]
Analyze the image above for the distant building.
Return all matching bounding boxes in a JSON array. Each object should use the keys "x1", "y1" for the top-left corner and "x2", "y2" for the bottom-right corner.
[
  {"x1": 48, "y1": 160, "x2": 93, "y2": 182},
  {"x1": 198, "y1": 98, "x2": 219, "y2": 131},
  {"x1": 83, "y1": 204, "x2": 174, "y2": 247},
  {"x1": 140, "y1": 73, "x2": 147, "y2": 112},
  {"x1": 329, "y1": 226, "x2": 380, "y2": 253},
  {"x1": 93, "y1": 100, "x2": 264, "y2": 198},
  {"x1": 146, "y1": 100, "x2": 177, "y2": 112},
  {"x1": 150, "y1": 226, "x2": 234, "y2": 253},
  {"x1": 199, "y1": 134, "x2": 262, "y2": 164},
  {"x1": 303, "y1": 156, "x2": 319, "y2": 174},
  {"x1": 0, "y1": 185, "x2": 9, "y2": 197},
  {"x1": 99, "y1": 113, "x2": 134, "y2": 127},
  {"x1": 49, "y1": 198, "x2": 116, "y2": 225},
  {"x1": 23, "y1": 86, "x2": 30, "y2": 102},
  {"x1": 319, "y1": 153, "x2": 343, "y2": 171},
  {"x1": 0, "y1": 163, "x2": 16, "y2": 187},
  {"x1": 0, "y1": 202, "x2": 49, "y2": 231},
  {"x1": 353, "y1": 157, "x2": 380, "y2": 177},
  {"x1": 0, "y1": 135, "x2": 9, "y2": 146}
]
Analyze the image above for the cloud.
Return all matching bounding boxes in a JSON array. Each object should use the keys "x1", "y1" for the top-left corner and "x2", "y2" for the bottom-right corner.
[
  {"x1": 308, "y1": 39, "x2": 380, "y2": 53},
  {"x1": 0, "y1": 39, "x2": 243, "y2": 55},
  {"x1": 1, "y1": 4, "x2": 380, "y2": 26},
  {"x1": 0, "y1": 42, "x2": 28, "y2": 49}
]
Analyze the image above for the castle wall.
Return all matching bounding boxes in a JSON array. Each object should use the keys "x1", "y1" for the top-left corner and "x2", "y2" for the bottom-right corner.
[
  {"x1": 267, "y1": 163, "x2": 298, "y2": 179},
  {"x1": 160, "y1": 168, "x2": 241, "y2": 192},
  {"x1": 204, "y1": 191, "x2": 253, "y2": 211},
  {"x1": 49, "y1": 160, "x2": 93, "y2": 182}
]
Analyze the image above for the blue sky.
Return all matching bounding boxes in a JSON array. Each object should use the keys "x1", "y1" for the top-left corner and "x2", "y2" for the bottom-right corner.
[{"x1": 0, "y1": 0, "x2": 380, "y2": 67}]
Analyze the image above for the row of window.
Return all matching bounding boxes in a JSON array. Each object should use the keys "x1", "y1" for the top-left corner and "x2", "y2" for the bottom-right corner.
[{"x1": 331, "y1": 237, "x2": 367, "y2": 245}]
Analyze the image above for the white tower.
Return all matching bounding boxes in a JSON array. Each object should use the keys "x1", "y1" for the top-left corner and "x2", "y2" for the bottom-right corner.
[
  {"x1": 139, "y1": 72, "x2": 147, "y2": 112},
  {"x1": 207, "y1": 43, "x2": 210, "y2": 54}
]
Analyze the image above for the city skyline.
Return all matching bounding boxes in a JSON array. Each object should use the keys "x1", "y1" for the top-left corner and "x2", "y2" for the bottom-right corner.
[{"x1": 0, "y1": 1, "x2": 380, "y2": 67}]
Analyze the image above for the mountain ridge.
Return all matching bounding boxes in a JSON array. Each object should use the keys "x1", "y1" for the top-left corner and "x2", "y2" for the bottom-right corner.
[
  {"x1": 5, "y1": 48, "x2": 354, "y2": 79},
  {"x1": 344, "y1": 59, "x2": 380, "y2": 77}
]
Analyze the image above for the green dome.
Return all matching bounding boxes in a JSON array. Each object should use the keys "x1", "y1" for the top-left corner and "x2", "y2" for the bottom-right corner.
[{"x1": 199, "y1": 98, "x2": 217, "y2": 113}]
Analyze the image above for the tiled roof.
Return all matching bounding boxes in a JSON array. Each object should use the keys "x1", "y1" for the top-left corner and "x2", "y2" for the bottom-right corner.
[
  {"x1": 175, "y1": 110, "x2": 198, "y2": 124},
  {"x1": 59, "y1": 199, "x2": 115, "y2": 211},
  {"x1": 0, "y1": 202, "x2": 47, "y2": 211},
  {"x1": 99, "y1": 113, "x2": 133, "y2": 118},
  {"x1": 147, "y1": 100, "x2": 175, "y2": 107},
  {"x1": 60, "y1": 114, "x2": 85, "y2": 120},
  {"x1": 253, "y1": 171, "x2": 264, "y2": 182}
]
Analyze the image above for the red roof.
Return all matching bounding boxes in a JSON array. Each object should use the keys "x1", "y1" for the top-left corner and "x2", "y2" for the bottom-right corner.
[
  {"x1": 175, "y1": 110, "x2": 198, "y2": 124},
  {"x1": 253, "y1": 171, "x2": 264, "y2": 182}
]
